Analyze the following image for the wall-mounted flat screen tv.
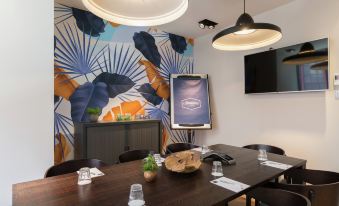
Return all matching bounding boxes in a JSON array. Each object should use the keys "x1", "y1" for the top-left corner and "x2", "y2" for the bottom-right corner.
[{"x1": 245, "y1": 38, "x2": 329, "y2": 94}]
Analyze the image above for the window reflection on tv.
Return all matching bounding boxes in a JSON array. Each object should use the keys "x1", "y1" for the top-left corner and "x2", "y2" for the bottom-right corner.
[{"x1": 245, "y1": 38, "x2": 329, "y2": 94}]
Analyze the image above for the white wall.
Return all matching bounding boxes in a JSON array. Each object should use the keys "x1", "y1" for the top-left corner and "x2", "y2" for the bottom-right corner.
[
  {"x1": 194, "y1": 0, "x2": 339, "y2": 172},
  {"x1": 0, "y1": 0, "x2": 54, "y2": 205}
]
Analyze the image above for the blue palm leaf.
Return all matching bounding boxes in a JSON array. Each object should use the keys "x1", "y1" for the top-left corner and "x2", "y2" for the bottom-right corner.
[
  {"x1": 137, "y1": 83, "x2": 162, "y2": 106},
  {"x1": 69, "y1": 82, "x2": 109, "y2": 122},
  {"x1": 133, "y1": 31, "x2": 161, "y2": 67},
  {"x1": 72, "y1": 8, "x2": 105, "y2": 37},
  {"x1": 54, "y1": 23, "x2": 108, "y2": 79},
  {"x1": 92, "y1": 44, "x2": 145, "y2": 98},
  {"x1": 168, "y1": 33, "x2": 187, "y2": 54},
  {"x1": 54, "y1": 98, "x2": 74, "y2": 146},
  {"x1": 54, "y1": 4, "x2": 73, "y2": 25},
  {"x1": 145, "y1": 101, "x2": 190, "y2": 143},
  {"x1": 93, "y1": 72, "x2": 135, "y2": 98},
  {"x1": 151, "y1": 31, "x2": 188, "y2": 54},
  {"x1": 55, "y1": 4, "x2": 105, "y2": 37},
  {"x1": 159, "y1": 45, "x2": 193, "y2": 81},
  {"x1": 98, "y1": 44, "x2": 144, "y2": 82}
]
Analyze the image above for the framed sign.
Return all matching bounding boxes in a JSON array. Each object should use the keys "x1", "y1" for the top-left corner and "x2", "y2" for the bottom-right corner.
[{"x1": 170, "y1": 74, "x2": 212, "y2": 129}]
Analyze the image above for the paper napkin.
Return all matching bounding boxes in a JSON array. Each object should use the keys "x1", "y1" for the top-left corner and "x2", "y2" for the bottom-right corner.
[
  {"x1": 210, "y1": 177, "x2": 250, "y2": 193},
  {"x1": 261, "y1": 161, "x2": 292, "y2": 170}
]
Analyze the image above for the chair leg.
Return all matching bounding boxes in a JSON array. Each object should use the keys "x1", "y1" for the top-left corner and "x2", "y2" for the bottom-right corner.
[{"x1": 246, "y1": 196, "x2": 251, "y2": 206}]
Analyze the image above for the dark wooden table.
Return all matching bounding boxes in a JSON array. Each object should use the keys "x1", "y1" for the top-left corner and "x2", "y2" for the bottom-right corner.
[{"x1": 13, "y1": 144, "x2": 306, "y2": 206}]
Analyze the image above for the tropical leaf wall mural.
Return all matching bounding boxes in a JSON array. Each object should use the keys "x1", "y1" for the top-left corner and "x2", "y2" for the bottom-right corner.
[{"x1": 54, "y1": 4, "x2": 194, "y2": 163}]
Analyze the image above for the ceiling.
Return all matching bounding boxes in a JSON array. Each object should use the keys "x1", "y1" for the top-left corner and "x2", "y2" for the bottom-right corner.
[{"x1": 55, "y1": 0, "x2": 295, "y2": 38}]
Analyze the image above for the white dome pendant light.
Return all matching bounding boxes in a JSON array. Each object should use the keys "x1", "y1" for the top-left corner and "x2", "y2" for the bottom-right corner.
[
  {"x1": 212, "y1": 0, "x2": 282, "y2": 51},
  {"x1": 82, "y1": 0, "x2": 188, "y2": 26}
]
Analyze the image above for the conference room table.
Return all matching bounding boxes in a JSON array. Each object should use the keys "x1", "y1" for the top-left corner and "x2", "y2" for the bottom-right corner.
[{"x1": 13, "y1": 144, "x2": 306, "y2": 206}]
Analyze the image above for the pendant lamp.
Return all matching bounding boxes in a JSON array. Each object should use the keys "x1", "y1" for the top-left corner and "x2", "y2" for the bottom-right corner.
[
  {"x1": 212, "y1": 0, "x2": 282, "y2": 51},
  {"x1": 82, "y1": 0, "x2": 188, "y2": 26},
  {"x1": 283, "y1": 42, "x2": 328, "y2": 65}
]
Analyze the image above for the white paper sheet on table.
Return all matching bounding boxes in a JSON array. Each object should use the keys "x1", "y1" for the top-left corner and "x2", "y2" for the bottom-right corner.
[
  {"x1": 261, "y1": 161, "x2": 292, "y2": 170},
  {"x1": 77, "y1": 167, "x2": 105, "y2": 178},
  {"x1": 210, "y1": 177, "x2": 250, "y2": 193},
  {"x1": 191, "y1": 147, "x2": 213, "y2": 154}
]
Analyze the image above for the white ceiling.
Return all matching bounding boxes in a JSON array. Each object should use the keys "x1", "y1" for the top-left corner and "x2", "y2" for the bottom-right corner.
[{"x1": 55, "y1": 0, "x2": 295, "y2": 38}]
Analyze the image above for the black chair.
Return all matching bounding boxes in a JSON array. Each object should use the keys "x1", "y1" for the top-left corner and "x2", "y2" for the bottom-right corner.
[
  {"x1": 243, "y1": 144, "x2": 286, "y2": 155},
  {"x1": 45, "y1": 159, "x2": 108, "y2": 178},
  {"x1": 118, "y1": 149, "x2": 153, "y2": 163},
  {"x1": 165, "y1": 143, "x2": 199, "y2": 154},
  {"x1": 246, "y1": 187, "x2": 311, "y2": 206},
  {"x1": 270, "y1": 169, "x2": 339, "y2": 206},
  {"x1": 244, "y1": 144, "x2": 286, "y2": 206}
]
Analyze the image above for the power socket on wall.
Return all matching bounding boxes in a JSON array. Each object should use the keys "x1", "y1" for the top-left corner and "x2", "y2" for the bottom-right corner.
[{"x1": 334, "y1": 73, "x2": 339, "y2": 100}]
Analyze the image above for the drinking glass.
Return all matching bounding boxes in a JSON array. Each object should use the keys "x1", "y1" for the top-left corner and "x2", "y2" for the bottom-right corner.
[
  {"x1": 153, "y1": 154, "x2": 162, "y2": 166},
  {"x1": 128, "y1": 184, "x2": 145, "y2": 206},
  {"x1": 258, "y1": 149, "x2": 268, "y2": 161},
  {"x1": 211, "y1": 161, "x2": 223, "y2": 177},
  {"x1": 78, "y1": 167, "x2": 92, "y2": 185},
  {"x1": 201, "y1": 145, "x2": 209, "y2": 154},
  {"x1": 135, "y1": 114, "x2": 142, "y2": 120}
]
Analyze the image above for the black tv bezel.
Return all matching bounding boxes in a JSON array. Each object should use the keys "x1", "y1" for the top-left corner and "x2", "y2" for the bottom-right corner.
[{"x1": 244, "y1": 38, "x2": 329, "y2": 94}]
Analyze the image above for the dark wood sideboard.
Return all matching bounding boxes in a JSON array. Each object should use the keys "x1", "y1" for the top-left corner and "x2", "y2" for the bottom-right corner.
[{"x1": 74, "y1": 120, "x2": 162, "y2": 164}]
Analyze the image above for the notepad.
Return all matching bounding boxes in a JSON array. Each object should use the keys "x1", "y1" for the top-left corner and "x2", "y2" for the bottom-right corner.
[
  {"x1": 210, "y1": 177, "x2": 250, "y2": 193},
  {"x1": 77, "y1": 167, "x2": 105, "y2": 178},
  {"x1": 261, "y1": 161, "x2": 292, "y2": 170}
]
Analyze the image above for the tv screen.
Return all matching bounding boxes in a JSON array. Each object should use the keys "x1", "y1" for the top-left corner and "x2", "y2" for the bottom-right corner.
[{"x1": 245, "y1": 38, "x2": 329, "y2": 94}]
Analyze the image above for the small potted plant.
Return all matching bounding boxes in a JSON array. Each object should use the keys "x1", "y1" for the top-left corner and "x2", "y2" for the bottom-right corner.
[
  {"x1": 143, "y1": 154, "x2": 158, "y2": 182},
  {"x1": 86, "y1": 107, "x2": 101, "y2": 122}
]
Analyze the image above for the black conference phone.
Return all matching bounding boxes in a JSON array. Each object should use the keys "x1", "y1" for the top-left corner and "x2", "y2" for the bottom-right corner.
[{"x1": 201, "y1": 151, "x2": 236, "y2": 165}]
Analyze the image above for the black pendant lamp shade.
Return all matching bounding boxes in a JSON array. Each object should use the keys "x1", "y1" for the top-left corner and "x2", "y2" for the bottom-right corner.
[
  {"x1": 283, "y1": 42, "x2": 328, "y2": 65},
  {"x1": 212, "y1": 0, "x2": 282, "y2": 51}
]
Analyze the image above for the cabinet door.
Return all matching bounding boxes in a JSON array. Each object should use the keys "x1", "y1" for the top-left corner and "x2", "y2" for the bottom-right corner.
[
  {"x1": 87, "y1": 125, "x2": 125, "y2": 164},
  {"x1": 127, "y1": 123, "x2": 160, "y2": 153}
]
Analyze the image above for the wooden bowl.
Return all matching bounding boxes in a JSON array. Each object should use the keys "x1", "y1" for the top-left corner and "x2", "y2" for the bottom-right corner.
[{"x1": 165, "y1": 151, "x2": 201, "y2": 173}]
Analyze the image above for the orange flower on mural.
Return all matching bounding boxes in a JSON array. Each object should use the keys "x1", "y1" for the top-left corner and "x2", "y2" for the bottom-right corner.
[
  {"x1": 54, "y1": 68, "x2": 79, "y2": 100},
  {"x1": 161, "y1": 128, "x2": 170, "y2": 154},
  {"x1": 109, "y1": 22, "x2": 120, "y2": 28},
  {"x1": 54, "y1": 133, "x2": 71, "y2": 165},
  {"x1": 187, "y1": 38, "x2": 194, "y2": 46},
  {"x1": 102, "y1": 111, "x2": 113, "y2": 121},
  {"x1": 139, "y1": 60, "x2": 170, "y2": 100}
]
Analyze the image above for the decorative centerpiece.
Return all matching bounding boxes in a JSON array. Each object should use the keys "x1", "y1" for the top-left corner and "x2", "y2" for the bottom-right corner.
[
  {"x1": 86, "y1": 107, "x2": 100, "y2": 122},
  {"x1": 165, "y1": 151, "x2": 201, "y2": 173},
  {"x1": 143, "y1": 154, "x2": 158, "y2": 182}
]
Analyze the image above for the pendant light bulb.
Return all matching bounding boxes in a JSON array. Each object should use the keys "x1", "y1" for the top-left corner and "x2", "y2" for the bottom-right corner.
[
  {"x1": 234, "y1": 29, "x2": 256, "y2": 35},
  {"x1": 212, "y1": 0, "x2": 282, "y2": 51}
]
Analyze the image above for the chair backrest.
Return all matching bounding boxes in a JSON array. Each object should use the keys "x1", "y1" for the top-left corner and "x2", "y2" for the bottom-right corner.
[
  {"x1": 247, "y1": 187, "x2": 311, "y2": 206},
  {"x1": 273, "y1": 169, "x2": 339, "y2": 206},
  {"x1": 118, "y1": 149, "x2": 153, "y2": 163},
  {"x1": 45, "y1": 159, "x2": 108, "y2": 178},
  {"x1": 165, "y1": 143, "x2": 199, "y2": 154},
  {"x1": 243, "y1": 144, "x2": 286, "y2": 155}
]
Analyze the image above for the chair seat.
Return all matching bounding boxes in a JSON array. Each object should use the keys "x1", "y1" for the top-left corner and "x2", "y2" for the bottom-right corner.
[
  {"x1": 243, "y1": 144, "x2": 286, "y2": 156},
  {"x1": 247, "y1": 187, "x2": 311, "y2": 206}
]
